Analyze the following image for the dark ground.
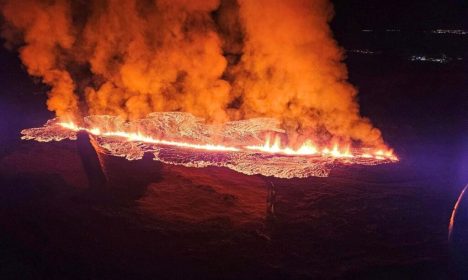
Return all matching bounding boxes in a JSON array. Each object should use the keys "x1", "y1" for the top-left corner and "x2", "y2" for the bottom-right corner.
[{"x1": 0, "y1": 17, "x2": 467, "y2": 280}]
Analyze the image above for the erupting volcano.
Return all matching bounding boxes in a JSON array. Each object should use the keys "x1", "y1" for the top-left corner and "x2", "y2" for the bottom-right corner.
[{"x1": 2, "y1": 0, "x2": 398, "y2": 178}]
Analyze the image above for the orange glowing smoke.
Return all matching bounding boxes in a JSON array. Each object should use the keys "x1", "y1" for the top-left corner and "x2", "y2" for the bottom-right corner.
[{"x1": 2, "y1": 0, "x2": 391, "y2": 151}]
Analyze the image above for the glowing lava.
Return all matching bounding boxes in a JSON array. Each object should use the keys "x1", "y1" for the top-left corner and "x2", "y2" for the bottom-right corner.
[
  {"x1": 57, "y1": 121, "x2": 397, "y2": 161},
  {"x1": 247, "y1": 135, "x2": 318, "y2": 156},
  {"x1": 20, "y1": 114, "x2": 399, "y2": 178},
  {"x1": 59, "y1": 122, "x2": 241, "y2": 152}
]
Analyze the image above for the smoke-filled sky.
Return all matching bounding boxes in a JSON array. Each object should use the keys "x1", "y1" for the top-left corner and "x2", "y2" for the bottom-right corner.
[{"x1": 1, "y1": 0, "x2": 388, "y2": 148}]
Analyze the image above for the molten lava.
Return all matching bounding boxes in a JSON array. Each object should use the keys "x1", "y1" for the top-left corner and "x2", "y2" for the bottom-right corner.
[
  {"x1": 57, "y1": 121, "x2": 396, "y2": 161},
  {"x1": 21, "y1": 113, "x2": 397, "y2": 179},
  {"x1": 59, "y1": 121, "x2": 241, "y2": 152}
]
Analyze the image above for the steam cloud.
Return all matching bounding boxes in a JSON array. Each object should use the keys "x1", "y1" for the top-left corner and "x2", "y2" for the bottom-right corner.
[{"x1": 1, "y1": 0, "x2": 385, "y2": 148}]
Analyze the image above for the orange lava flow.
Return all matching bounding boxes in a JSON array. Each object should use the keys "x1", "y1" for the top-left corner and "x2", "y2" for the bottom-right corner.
[
  {"x1": 58, "y1": 121, "x2": 398, "y2": 161},
  {"x1": 246, "y1": 134, "x2": 397, "y2": 160}
]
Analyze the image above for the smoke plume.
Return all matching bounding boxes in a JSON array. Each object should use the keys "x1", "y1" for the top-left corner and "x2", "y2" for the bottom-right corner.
[{"x1": 1, "y1": 0, "x2": 385, "y2": 148}]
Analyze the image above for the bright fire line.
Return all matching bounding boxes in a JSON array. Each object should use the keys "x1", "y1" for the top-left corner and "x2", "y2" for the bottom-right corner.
[{"x1": 58, "y1": 121, "x2": 398, "y2": 161}]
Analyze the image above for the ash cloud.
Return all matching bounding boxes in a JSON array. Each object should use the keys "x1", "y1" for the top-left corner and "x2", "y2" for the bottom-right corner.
[{"x1": 1, "y1": 0, "x2": 386, "y2": 148}]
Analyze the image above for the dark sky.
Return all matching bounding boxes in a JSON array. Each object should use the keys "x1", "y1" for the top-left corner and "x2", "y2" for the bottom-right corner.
[{"x1": 332, "y1": 0, "x2": 468, "y2": 30}]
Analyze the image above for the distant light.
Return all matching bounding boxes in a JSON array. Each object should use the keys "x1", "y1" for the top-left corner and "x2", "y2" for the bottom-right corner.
[
  {"x1": 410, "y1": 55, "x2": 451, "y2": 64},
  {"x1": 431, "y1": 29, "x2": 468, "y2": 35}
]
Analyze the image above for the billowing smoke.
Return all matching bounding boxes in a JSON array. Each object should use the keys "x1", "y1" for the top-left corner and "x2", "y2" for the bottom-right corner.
[
  {"x1": 1, "y1": 0, "x2": 78, "y2": 118},
  {"x1": 1, "y1": 0, "x2": 385, "y2": 148}
]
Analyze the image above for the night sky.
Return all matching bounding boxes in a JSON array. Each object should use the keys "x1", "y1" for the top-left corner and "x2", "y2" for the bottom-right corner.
[{"x1": 333, "y1": 0, "x2": 467, "y2": 30}]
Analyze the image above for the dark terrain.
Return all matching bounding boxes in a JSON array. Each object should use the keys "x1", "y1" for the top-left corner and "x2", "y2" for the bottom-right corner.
[{"x1": 0, "y1": 16, "x2": 467, "y2": 280}]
